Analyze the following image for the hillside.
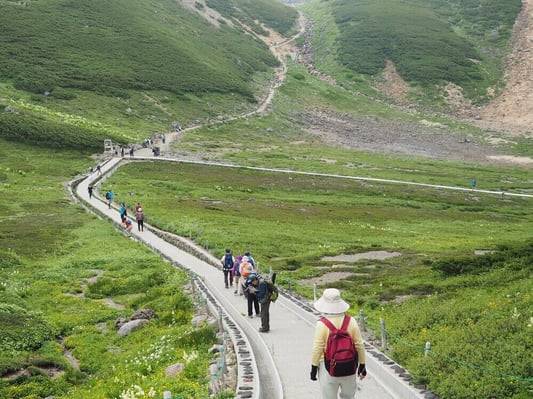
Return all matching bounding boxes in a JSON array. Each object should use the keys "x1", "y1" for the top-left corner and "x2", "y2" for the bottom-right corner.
[
  {"x1": 0, "y1": 0, "x2": 292, "y2": 97},
  {"x1": 0, "y1": 1, "x2": 532, "y2": 399},
  {"x1": 294, "y1": 0, "x2": 532, "y2": 166},
  {"x1": 0, "y1": 0, "x2": 297, "y2": 147}
]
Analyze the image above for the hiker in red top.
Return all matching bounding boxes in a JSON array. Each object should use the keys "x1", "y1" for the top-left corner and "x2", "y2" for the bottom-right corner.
[
  {"x1": 136, "y1": 207, "x2": 144, "y2": 232},
  {"x1": 310, "y1": 288, "x2": 366, "y2": 399}
]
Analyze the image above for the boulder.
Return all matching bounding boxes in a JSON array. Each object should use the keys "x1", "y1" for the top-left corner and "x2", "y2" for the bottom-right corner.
[{"x1": 117, "y1": 319, "x2": 149, "y2": 337}]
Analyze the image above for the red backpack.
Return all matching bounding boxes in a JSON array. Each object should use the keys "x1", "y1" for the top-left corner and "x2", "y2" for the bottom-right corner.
[{"x1": 321, "y1": 315, "x2": 358, "y2": 377}]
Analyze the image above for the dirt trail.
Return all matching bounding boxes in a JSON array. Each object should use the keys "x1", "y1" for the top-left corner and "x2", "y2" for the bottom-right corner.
[{"x1": 476, "y1": 0, "x2": 533, "y2": 135}]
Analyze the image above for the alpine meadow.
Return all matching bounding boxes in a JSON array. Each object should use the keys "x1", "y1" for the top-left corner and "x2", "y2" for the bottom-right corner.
[{"x1": 0, "y1": 1, "x2": 531, "y2": 399}]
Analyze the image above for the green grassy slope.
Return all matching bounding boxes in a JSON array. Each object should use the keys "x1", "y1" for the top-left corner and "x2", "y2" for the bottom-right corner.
[
  {"x1": 0, "y1": 0, "x2": 278, "y2": 97},
  {"x1": 0, "y1": 0, "x2": 297, "y2": 149},
  {"x1": 110, "y1": 161, "x2": 532, "y2": 399},
  {"x1": 0, "y1": 0, "x2": 531, "y2": 398},
  {"x1": 207, "y1": 0, "x2": 298, "y2": 35},
  {"x1": 0, "y1": 140, "x2": 221, "y2": 398},
  {"x1": 302, "y1": 0, "x2": 522, "y2": 103}
]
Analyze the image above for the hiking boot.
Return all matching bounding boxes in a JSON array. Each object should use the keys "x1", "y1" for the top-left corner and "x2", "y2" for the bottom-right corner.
[
  {"x1": 259, "y1": 327, "x2": 269, "y2": 333},
  {"x1": 248, "y1": 314, "x2": 253, "y2": 319}
]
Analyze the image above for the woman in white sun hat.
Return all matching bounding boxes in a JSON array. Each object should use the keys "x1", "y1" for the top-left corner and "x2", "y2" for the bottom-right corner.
[{"x1": 310, "y1": 288, "x2": 367, "y2": 399}]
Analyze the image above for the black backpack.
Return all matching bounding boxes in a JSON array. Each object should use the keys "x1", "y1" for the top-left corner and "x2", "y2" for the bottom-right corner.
[{"x1": 223, "y1": 253, "x2": 233, "y2": 270}]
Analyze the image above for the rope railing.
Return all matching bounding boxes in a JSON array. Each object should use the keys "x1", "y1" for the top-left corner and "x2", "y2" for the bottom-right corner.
[{"x1": 361, "y1": 314, "x2": 533, "y2": 384}]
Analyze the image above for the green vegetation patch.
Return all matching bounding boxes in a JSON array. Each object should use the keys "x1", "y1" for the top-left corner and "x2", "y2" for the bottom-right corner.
[
  {"x1": 0, "y1": 0, "x2": 277, "y2": 98},
  {"x1": 111, "y1": 160, "x2": 532, "y2": 398},
  {"x1": 0, "y1": 141, "x2": 218, "y2": 398},
  {"x1": 0, "y1": 304, "x2": 56, "y2": 352},
  {"x1": 0, "y1": 109, "x2": 125, "y2": 151},
  {"x1": 206, "y1": 0, "x2": 298, "y2": 35},
  {"x1": 304, "y1": 0, "x2": 522, "y2": 102}
]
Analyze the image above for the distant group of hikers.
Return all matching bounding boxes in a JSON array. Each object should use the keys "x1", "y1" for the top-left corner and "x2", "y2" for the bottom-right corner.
[
  {"x1": 220, "y1": 247, "x2": 367, "y2": 398},
  {"x1": 86, "y1": 184, "x2": 145, "y2": 232},
  {"x1": 119, "y1": 202, "x2": 144, "y2": 232},
  {"x1": 220, "y1": 249, "x2": 276, "y2": 333}
]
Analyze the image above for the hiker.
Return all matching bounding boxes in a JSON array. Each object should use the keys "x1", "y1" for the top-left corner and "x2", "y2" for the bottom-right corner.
[
  {"x1": 135, "y1": 203, "x2": 142, "y2": 212},
  {"x1": 471, "y1": 179, "x2": 477, "y2": 189},
  {"x1": 119, "y1": 203, "x2": 127, "y2": 223},
  {"x1": 96, "y1": 164, "x2": 102, "y2": 175},
  {"x1": 310, "y1": 288, "x2": 367, "y2": 399},
  {"x1": 246, "y1": 273, "x2": 271, "y2": 333},
  {"x1": 123, "y1": 217, "x2": 133, "y2": 230},
  {"x1": 88, "y1": 185, "x2": 93, "y2": 199},
  {"x1": 244, "y1": 251, "x2": 256, "y2": 268},
  {"x1": 232, "y1": 255, "x2": 243, "y2": 295},
  {"x1": 239, "y1": 259, "x2": 255, "y2": 297},
  {"x1": 220, "y1": 248, "x2": 235, "y2": 289},
  {"x1": 243, "y1": 273, "x2": 260, "y2": 319},
  {"x1": 105, "y1": 190, "x2": 114, "y2": 208},
  {"x1": 136, "y1": 207, "x2": 144, "y2": 232},
  {"x1": 129, "y1": 146, "x2": 134, "y2": 157}
]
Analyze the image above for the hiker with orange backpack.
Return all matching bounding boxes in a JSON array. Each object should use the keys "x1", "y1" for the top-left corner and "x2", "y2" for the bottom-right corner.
[{"x1": 310, "y1": 288, "x2": 367, "y2": 399}]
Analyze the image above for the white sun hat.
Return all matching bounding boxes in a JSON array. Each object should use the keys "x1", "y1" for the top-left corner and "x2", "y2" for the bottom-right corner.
[{"x1": 314, "y1": 288, "x2": 350, "y2": 314}]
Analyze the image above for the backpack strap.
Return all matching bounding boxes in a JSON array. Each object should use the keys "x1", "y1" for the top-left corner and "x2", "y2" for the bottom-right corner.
[
  {"x1": 321, "y1": 315, "x2": 351, "y2": 332},
  {"x1": 340, "y1": 315, "x2": 351, "y2": 331},
  {"x1": 320, "y1": 317, "x2": 337, "y2": 332}
]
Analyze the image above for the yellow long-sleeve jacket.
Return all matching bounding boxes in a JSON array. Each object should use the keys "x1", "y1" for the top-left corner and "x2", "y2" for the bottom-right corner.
[{"x1": 311, "y1": 314, "x2": 366, "y2": 367}]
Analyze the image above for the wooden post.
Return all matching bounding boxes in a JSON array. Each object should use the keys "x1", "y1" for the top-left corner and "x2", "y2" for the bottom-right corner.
[
  {"x1": 222, "y1": 332, "x2": 228, "y2": 374},
  {"x1": 359, "y1": 309, "x2": 366, "y2": 332},
  {"x1": 313, "y1": 283, "x2": 317, "y2": 302},
  {"x1": 380, "y1": 318, "x2": 387, "y2": 350},
  {"x1": 217, "y1": 311, "x2": 223, "y2": 333}
]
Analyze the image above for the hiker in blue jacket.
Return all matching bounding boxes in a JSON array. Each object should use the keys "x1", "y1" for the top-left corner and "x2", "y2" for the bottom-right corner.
[{"x1": 246, "y1": 273, "x2": 271, "y2": 333}]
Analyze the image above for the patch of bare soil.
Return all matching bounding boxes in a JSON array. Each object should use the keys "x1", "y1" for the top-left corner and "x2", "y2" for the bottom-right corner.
[
  {"x1": 322, "y1": 251, "x2": 401, "y2": 262},
  {"x1": 475, "y1": 0, "x2": 533, "y2": 135},
  {"x1": 178, "y1": 0, "x2": 233, "y2": 28},
  {"x1": 301, "y1": 108, "x2": 508, "y2": 164},
  {"x1": 298, "y1": 251, "x2": 401, "y2": 286},
  {"x1": 373, "y1": 60, "x2": 411, "y2": 104},
  {"x1": 299, "y1": 271, "x2": 359, "y2": 286}
]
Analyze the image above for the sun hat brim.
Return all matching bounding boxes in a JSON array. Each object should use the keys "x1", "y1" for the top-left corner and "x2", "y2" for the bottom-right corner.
[{"x1": 314, "y1": 288, "x2": 350, "y2": 314}]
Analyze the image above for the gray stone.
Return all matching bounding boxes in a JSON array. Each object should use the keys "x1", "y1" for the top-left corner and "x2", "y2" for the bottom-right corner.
[
  {"x1": 117, "y1": 319, "x2": 149, "y2": 337},
  {"x1": 165, "y1": 363, "x2": 185, "y2": 377}
]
